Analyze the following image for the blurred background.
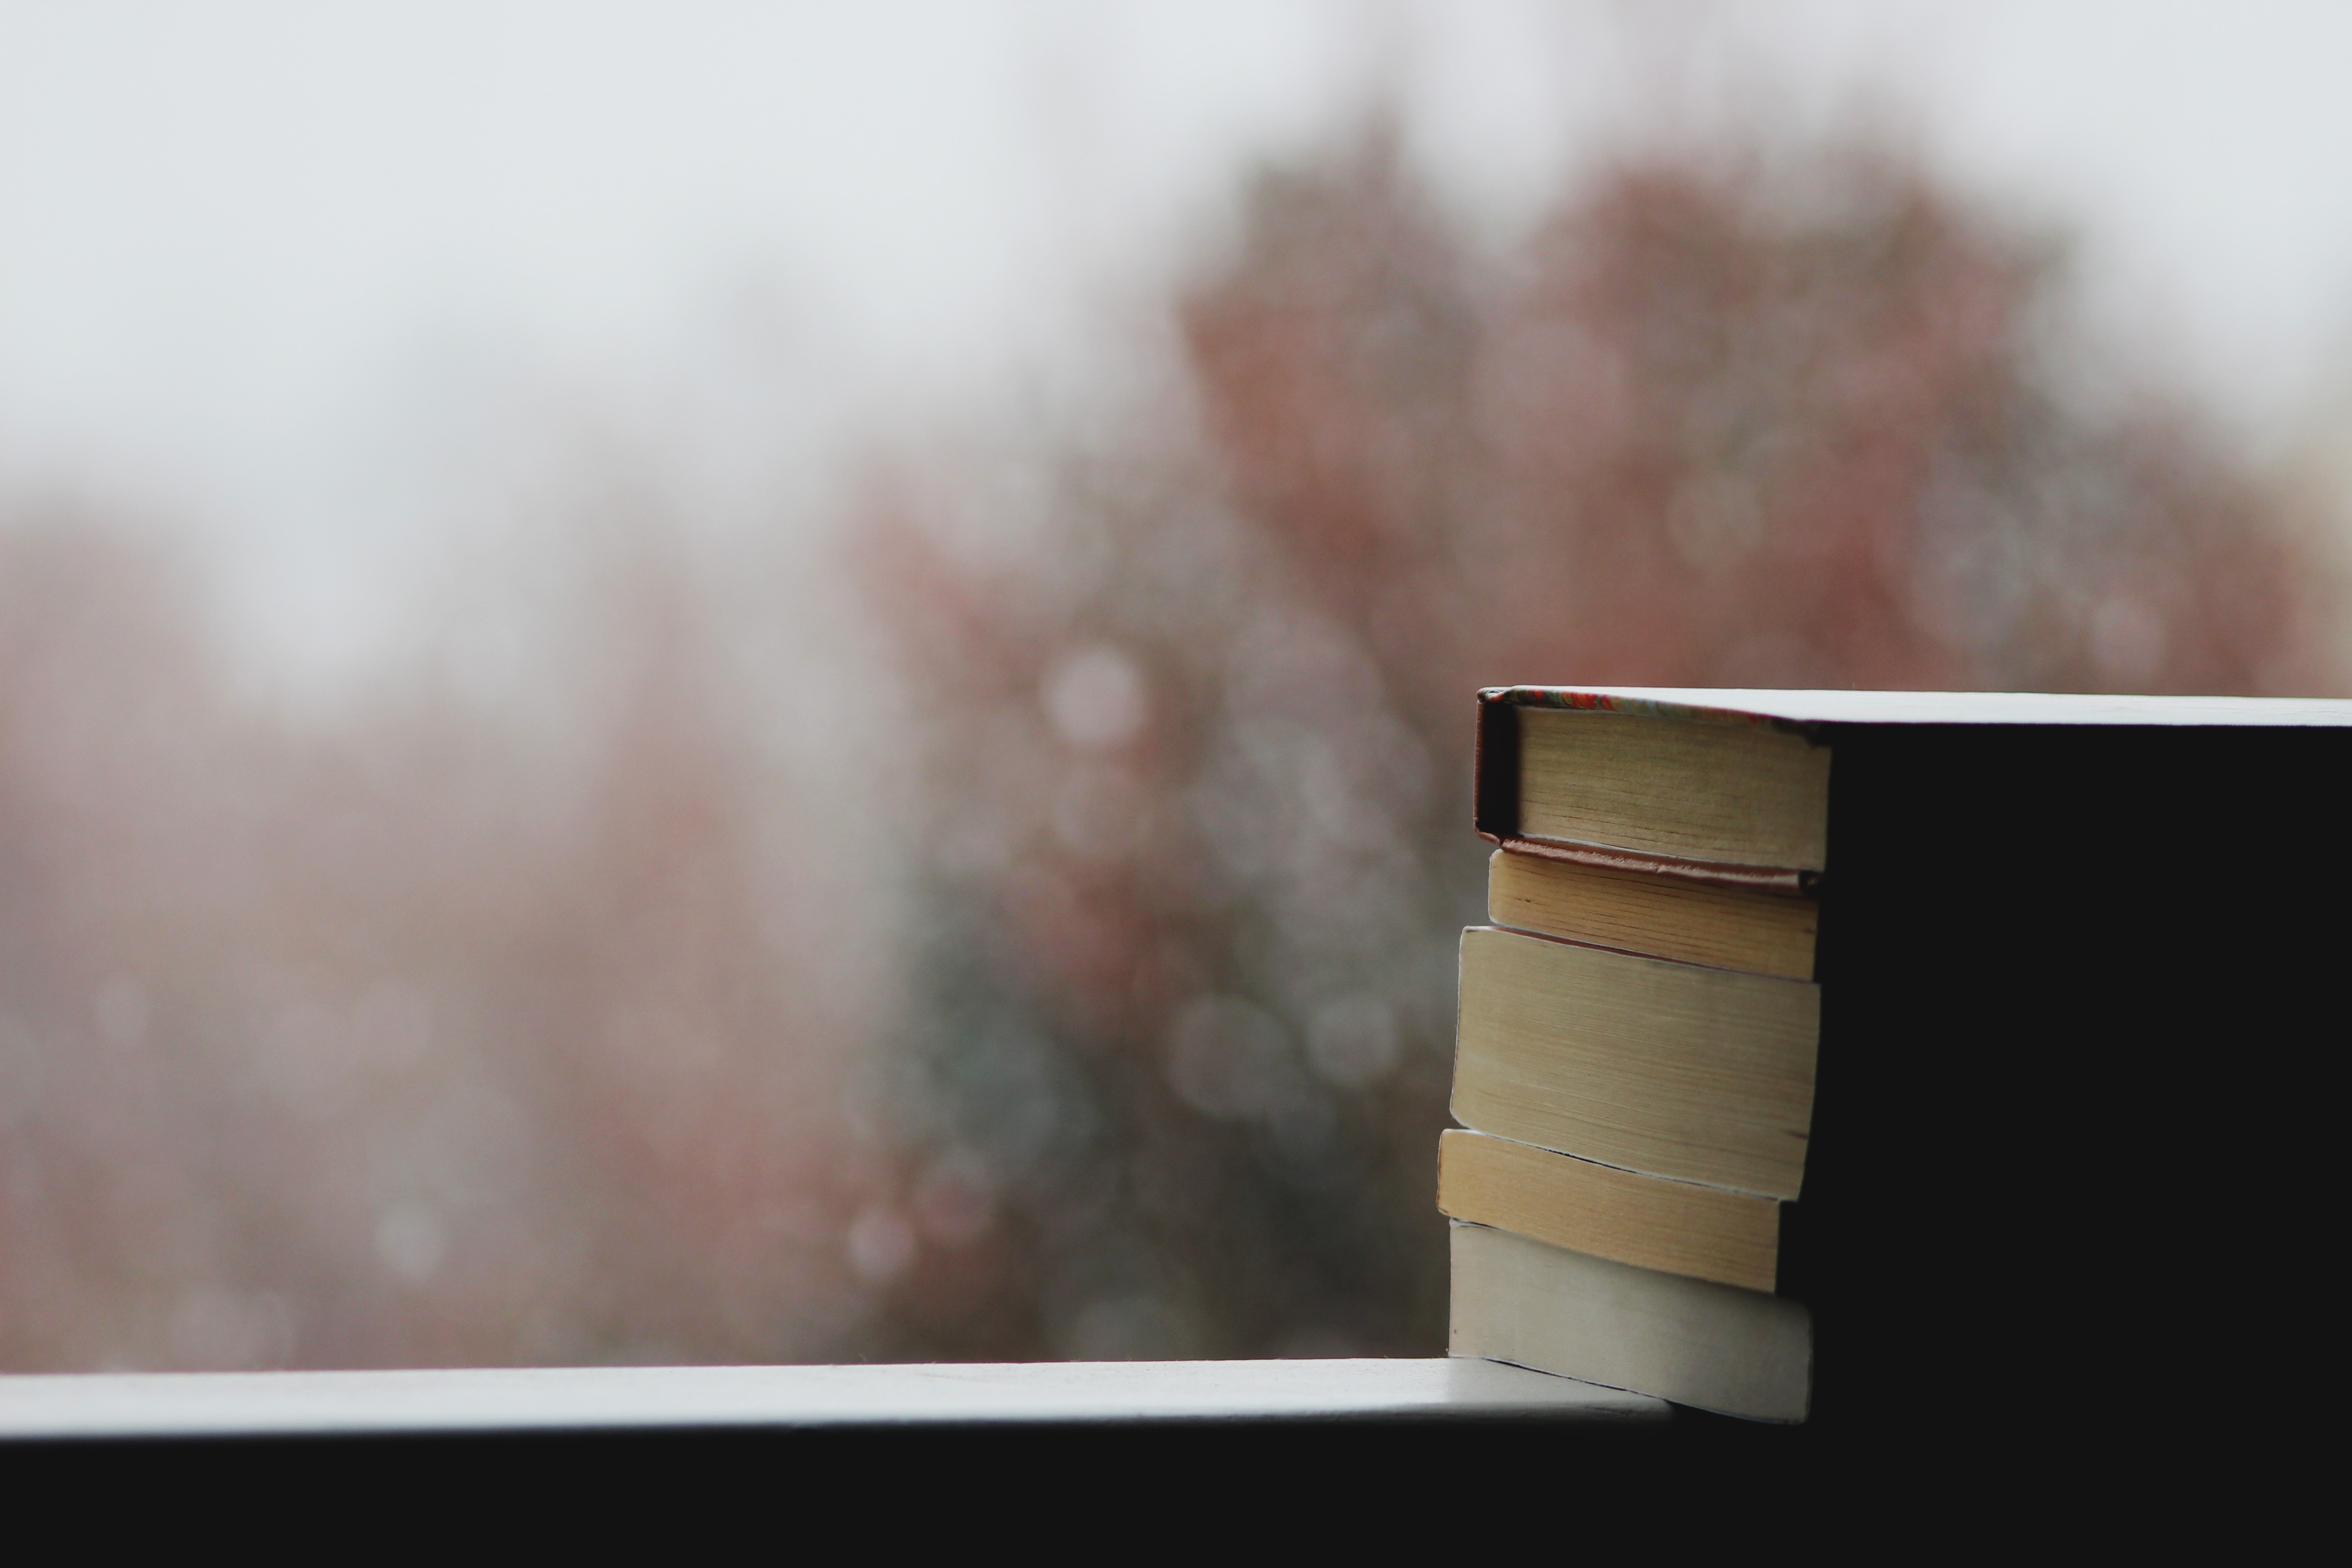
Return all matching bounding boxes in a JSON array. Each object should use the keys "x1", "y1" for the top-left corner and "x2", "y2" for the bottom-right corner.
[{"x1": 3, "y1": 0, "x2": 2347, "y2": 1369}]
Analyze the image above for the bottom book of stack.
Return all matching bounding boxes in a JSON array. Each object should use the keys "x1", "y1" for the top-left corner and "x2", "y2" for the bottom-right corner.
[{"x1": 1449, "y1": 1222, "x2": 1810, "y2": 1423}]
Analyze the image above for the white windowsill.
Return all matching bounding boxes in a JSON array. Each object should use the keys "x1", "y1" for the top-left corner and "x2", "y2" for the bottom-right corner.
[{"x1": 0, "y1": 1357, "x2": 1662, "y2": 1439}]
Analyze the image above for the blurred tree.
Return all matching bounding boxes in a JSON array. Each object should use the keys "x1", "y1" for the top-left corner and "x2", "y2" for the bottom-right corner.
[
  {"x1": 859, "y1": 123, "x2": 2339, "y2": 1358},
  {"x1": 2, "y1": 113, "x2": 2336, "y2": 1375}
]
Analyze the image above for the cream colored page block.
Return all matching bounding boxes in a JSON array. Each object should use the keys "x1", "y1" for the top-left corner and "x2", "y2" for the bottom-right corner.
[
  {"x1": 1437, "y1": 1129, "x2": 1779, "y2": 1292},
  {"x1": 1515, "y1": 706, "x2": 1832, "y2": 871},
  {"x1": 1486, "y1": 849, "x2": 1818, "y2": 980},
  {"x1": 1452, "y1": 926, "x2": 1818, "y2": 1199},
  {"x1": 1449, "y1": 1222, "x2": 1811, "y2": 1423}
]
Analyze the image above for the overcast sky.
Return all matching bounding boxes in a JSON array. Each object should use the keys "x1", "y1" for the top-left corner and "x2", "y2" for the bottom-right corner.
[{"x1": 7, "y1": 1, "x2": 2352, "y2": 686}]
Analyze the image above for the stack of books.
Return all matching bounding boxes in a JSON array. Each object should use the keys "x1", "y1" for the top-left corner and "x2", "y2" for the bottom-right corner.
[
  {"x1": 1437, "y1": 684, "x2": 2352, "y2": 1427},
  {"x1": 1441, "y1": 687, "x2": 1825, "y2": 1421}
]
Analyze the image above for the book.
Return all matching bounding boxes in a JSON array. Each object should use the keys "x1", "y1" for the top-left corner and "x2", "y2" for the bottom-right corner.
[
  {"x1": 1481, "y1": 693, "x2": 1833, "y2": 886},
  {"x1": 1437, "y1": 1128, "x2": 1779, "y2": 1291},
  {"x1": 1452, "y1": 686, "x2": 2352, "y2": 1437},
  {"x1": 1449, "y1": 1221, "x2": 1810, "y2": 1423},
  {"x1": 1453, "y1": 924, "x2": 1818, "y2": 1198},
  {"x1": 1473, "y1": 686, "x2": 2352, "y2": 888},
  {"x1": 1486, "y1": 846, "x2": 1816, "y2": 980}
]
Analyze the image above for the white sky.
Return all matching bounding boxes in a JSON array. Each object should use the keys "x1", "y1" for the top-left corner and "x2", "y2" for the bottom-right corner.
[{"x1": 6, "y1": 1, "x2": 2352, "y2": 687}]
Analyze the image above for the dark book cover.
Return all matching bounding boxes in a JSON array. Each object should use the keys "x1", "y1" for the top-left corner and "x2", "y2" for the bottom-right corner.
[{"x1": 1471, "y1": 688, "x2": 2352, "y2": 1454}]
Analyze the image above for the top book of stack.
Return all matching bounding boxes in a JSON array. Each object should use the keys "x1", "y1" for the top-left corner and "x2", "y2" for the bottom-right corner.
[{"x1": 1475, "y1": 686, "x2": 2352, "y2": 897}]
